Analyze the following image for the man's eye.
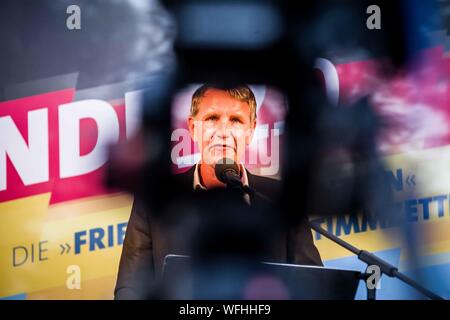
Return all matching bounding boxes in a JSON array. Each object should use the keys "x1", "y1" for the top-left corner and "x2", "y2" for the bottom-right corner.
[
  {"x1": 231, "y1": 118, "x2": 243, "y2": 123},
  {"x1": 205, "y1": 115, "x2": 218, "y2": 121}
]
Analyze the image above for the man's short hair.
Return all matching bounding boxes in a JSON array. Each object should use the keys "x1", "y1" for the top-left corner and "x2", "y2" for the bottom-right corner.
[{"x1": 190, "y1": 84, "x2": 257, "y2": 122}]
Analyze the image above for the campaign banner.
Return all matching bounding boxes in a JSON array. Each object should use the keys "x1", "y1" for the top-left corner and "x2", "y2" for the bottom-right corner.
[{"x1": 0, "y1": 47, "x2": 448, "y2": 299}]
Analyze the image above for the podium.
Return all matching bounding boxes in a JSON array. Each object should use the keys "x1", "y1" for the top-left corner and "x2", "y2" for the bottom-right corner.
[{"x1": 162, "y1": 254, "x2": 361, "y2": 300}]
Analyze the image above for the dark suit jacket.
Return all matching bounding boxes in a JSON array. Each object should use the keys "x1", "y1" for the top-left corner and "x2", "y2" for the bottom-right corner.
[{"x1": 114, "y1": 166, "x2": 322, "y2": 299}]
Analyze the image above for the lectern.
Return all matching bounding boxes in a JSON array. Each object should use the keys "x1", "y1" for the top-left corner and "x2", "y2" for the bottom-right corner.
[{"x1": 162, "y1": 254, "x2": 361, "y2": 299}]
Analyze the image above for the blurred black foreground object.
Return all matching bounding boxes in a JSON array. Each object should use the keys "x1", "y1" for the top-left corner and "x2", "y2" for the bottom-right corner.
[
  {"x1": 114, "y1": 183, "x2": 323, "y2": 299},
  {"x1": 107, "y1": 0, "x2": 447, "y2": 300}
]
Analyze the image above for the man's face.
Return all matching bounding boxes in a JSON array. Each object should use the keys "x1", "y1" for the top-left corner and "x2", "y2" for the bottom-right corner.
[{"x1": 188, "y1": 89, "x2": 256, "y2": 167}]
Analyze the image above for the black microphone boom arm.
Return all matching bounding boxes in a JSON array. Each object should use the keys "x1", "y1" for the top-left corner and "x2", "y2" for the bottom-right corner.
[{"x1": 309, "y1": 220, "x2": 444, "y2": 300}]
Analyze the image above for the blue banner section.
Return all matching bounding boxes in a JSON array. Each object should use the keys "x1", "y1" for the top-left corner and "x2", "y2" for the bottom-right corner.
[
  {"x1": 0, "y1": 293, "x2": 27, "y2": 300},
  {"x1": 324, "y1": 249, "x2": 450, "y2": 299}
]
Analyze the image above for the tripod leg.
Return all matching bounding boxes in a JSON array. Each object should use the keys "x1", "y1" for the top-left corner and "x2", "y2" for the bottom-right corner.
[
  {"x1": 360, "y1": 271, "x2": 378, "y2": 300},
  {"x1": 367, "y1": 286, "x2": 376, "y2": 300}
]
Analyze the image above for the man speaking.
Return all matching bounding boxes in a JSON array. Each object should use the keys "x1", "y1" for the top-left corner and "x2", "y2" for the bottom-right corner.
[{"x1": 114, "y1": 84, "x2": 322, "y2": 299}]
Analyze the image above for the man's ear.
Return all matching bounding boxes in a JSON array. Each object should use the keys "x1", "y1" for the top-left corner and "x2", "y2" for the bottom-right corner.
[
  {"x1": 188, "y1": 116, "x2": 197, "y2": 142},
  {"x1": 245, "y1": 119, "x2": 257, "y2": 145}
]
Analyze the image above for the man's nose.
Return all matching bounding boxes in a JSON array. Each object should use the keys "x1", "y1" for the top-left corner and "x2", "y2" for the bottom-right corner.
[{"x1": 215, "y1": 119, "x2": 232, "y2": 137}]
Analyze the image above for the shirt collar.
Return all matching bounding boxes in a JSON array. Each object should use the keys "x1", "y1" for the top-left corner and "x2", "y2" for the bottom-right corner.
[{"x1": 193, "y1": 162, "x2": 249, "y2": 191}]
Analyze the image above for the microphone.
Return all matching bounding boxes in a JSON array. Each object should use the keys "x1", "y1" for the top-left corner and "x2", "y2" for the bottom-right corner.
[
  {"x1": 214, "y1": 158, "x2": 272, "y2": 203},
  {"x1": 214, "y1": 158, "x2": 243, "y2": 188}
]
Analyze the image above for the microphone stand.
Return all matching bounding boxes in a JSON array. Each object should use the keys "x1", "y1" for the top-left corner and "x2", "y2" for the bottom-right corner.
[{"x1": 309, "y1": 221, "x2": 445, "y2": 300}]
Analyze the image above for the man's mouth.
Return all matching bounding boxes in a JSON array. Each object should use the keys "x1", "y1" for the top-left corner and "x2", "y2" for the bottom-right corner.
[{"x1": 210, "y1": 144, "x2": 236, "y2": 152}]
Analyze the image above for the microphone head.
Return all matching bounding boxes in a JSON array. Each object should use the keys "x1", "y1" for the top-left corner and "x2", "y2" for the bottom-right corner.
[{"x1": 214, "y1": 158, "x2": 240, "y2": 184}]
